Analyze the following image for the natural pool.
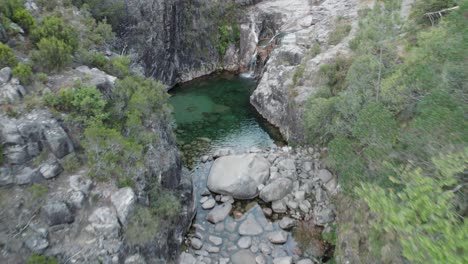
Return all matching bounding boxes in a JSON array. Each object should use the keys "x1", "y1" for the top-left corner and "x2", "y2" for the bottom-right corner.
[{"x1": 169, "y1": 73, "x2": 285, "y2": 166}]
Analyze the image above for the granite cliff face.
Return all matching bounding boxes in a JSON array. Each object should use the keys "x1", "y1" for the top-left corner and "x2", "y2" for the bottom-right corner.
[
  {"x1": 123, "y1": 0, "x2": 261, "y2": 86},
  {"x1": 248, "y1": 0, "x2": 359, "y2": 143}
]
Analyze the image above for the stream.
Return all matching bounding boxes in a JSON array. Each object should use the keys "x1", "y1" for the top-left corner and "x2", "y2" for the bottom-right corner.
[{"x1": 170, "y1": 73, "x2": 327, "y2": 264}]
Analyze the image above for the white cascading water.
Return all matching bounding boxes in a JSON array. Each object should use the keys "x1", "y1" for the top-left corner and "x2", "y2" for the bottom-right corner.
[{"x1": 240, "y1": 14, "x2": 259, "y2": 78}]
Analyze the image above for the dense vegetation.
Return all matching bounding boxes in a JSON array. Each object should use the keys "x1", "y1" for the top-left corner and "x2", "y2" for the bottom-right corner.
[
  {"x1": 304, "y1": 0, "x2": 467, "y2": 262},
  {"x1": 1, "y1": 0, "x2": 180, "y2": 254}
]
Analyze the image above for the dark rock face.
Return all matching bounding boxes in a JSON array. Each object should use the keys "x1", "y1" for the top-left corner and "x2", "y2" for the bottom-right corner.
[{"x1": 123, "y1": 0, "x2": 259, "y2": 86}]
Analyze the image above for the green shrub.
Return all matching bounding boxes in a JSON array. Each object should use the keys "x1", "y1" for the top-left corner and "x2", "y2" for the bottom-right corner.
[
  {"x1": 216, "y1": 25, "x2": 238, "y2": 56},
  {"x1": 318, "y1": 56, "x2": 352, "y2": 95},
  {"x1": 72, "y1": 0, "x2": 126, "y2": 31},
  {"x1": 32, "y1": 37, "x2": 72, "y2": 71},
  {"x1": 410, "y1": 0, "x2": 457, "y2": 25},
  {"x1": 0, "y1": 43, "x2": 17, "y2": 68},
  {"x1": 43, "y1": 85, "x2": 107, "y2": 123},
  {"x1": 125, "y1": 205, "x2": 160, "y2": 245},
  {"x1": 149, "y1": 186, "x2": 181, "y2": 218},
  {"x1": 32, "y1": 16, "x2": 78, "y2": 52},
  {"x1": 36, "y1": 72, "x2": 48, "y2": 84},
  {"x1": 0, "y1": 0, "x2": 23, "y2": 19},
  {"x1": 61, "y1": 153, "x2": 82, "y2": 173},
  {"x1": 12, "y1": 9, "x2": 35, "y2": 32},
  {"x1": 358, "y1": 150, "x2": 467, "y2": 264},
  {"x1": 105, "y1": 55, "x2": 131, "y2": 79},
  {"x1": 83, "y1": 122, "x2": 143, "y2": 182},
  {"x1": 27, "y1": 254, "x2": 58, "y2": 264},
  {"x1": 12, "y1": 63, "x2": 32, "y2": 84},
  {"x1": 328, "y1": 17, "x2": 352, "y2": 45},
  {"x1": 292, "y1": 64, "x2": 305, "y2": 86}
]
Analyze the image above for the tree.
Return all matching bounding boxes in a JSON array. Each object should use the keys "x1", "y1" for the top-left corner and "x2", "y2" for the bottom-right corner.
[
  {"x1": 358, "y1": 150, "x2": 468, "y2": 264},
  {"x1": 32, "y1": 16, "x2": 78, "y2": 52},
  {"x1": 32, "y1": 37, "x2": 72, "y2": 71}
]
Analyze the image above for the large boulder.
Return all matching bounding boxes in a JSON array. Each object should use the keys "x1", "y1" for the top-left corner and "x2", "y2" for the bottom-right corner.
[
  {"x1": 42, "y1": 201, "x2": 74, "y2": 226},
  {"x1": 111, "y1": 187, "x2": 136, "y2": 225},
  {"x1": 207, "y1": 154, "x2": 270, "y2": 199},
  {"x1": 87, "y1": 207, "x2": 120, "y2": 239},
  {"x1": 259, "y1": 178, "x2": 293, "y2": 202},
  {"x1": 43, "y1": 121, "x2": 74, "y2": 159}
]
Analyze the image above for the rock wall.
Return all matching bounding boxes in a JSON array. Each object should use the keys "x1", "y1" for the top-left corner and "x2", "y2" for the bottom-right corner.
[
  {"x1": 247, "y1": 0, "x2": 359, "y2": 143},
  {"x1": 0, "y1": 66, "x2": 194, "y2": 263},
  {"x1": 123, "y1": 0, "x2": 262, "y2": 86}
]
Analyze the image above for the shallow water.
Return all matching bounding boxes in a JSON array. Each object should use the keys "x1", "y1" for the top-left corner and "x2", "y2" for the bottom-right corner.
[{"x1": 169, "y1": 73, "x2": 285, "y2": 164}]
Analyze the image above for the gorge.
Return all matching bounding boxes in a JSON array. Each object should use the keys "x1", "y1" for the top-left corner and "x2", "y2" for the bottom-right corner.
[{"x1": 0, "y1": 0, "x2": 466, "y2": 264}]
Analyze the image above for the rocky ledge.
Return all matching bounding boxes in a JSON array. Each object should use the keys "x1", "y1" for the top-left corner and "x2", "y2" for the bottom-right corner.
[{"x1": 179, "y1": 146, "x2": 338, "y2": 264}]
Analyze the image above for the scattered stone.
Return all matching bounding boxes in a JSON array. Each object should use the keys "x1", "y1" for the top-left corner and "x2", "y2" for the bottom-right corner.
[
  {"x1": 324, "y1": 177, "x2": 338, "y2": 193},
  {"x1": 179, "y1": 252, "x2": 197, "y2": 264},
  {"x1": 316, "y1": 208, "x2": 335, "y2": 225},
  {"x1": 239, "y1": 214, "x2": 263, "y2": 236},
  {"x1": 88, "y1": 207, "x2": 120, "y2": 238},
  {"x1": 201, "y1": 198, "x2": 216, "y2": 210},
  {"x1": 287, "y1": 200, "x2": 298, "y2": 210},
  {"x1": 237, "y1": 236, "x2": 252, "y2": 249},
  {"x1": 279, "y1": 217, "x2": 296, "y2": 230},
  {"x1": 16, "y1": 167, "x2": 41, "y2": 185},
  {"x1": 0, "y1": 167, "x2": 13, "y2": 186},
  {"x1": 208, "y1": 235, "x2": 222, "y2": 246},
  {"x1": 268, "y1": 230, "x2": 288, "y2": 244},
  {"x1": 273, "y1": 256, "x2": 293, "y2": 264},
  {"x1": 272, "y1": 199, "x2": 287, "y2": 213},
  {"x1": 213, "y1": 148, "x2": 234, "y2": 158},
  {"x1": 231, "y1": 250, "x2": 256, "y2": 264},
  {"x1": 39, "y1": 160, "x2": 63, "y2": 179},
  {"x1": 69, "y1": 174, "x2": 92, "y2": 195},
  {"x1": 259, "y1": 243, "x2": 271, "y2": 255},
  {"x1": 259, "y1": 178, "x2": 293, "y2": 202},
  {"x1": 201, "y1": 188, "x2": 211, "y2": 196},
  {"x1": 220, "y1": 195, "x2": 233, "y2": 203},
  {"x1": 294, "y1": 190, "x2": 305, "y2": 201},
  {"x1": 206, "y1": 245, "x2": 220, "y2": 253},
  {"x1": 215, "y1": 222, "x2": 225, "y2": 232},
  {"x1": 299, "y1": 202, "x2": 310, "y2": 213},
  {"x1": 256, "y1": 255, "x2": 266, "y2": 264},
  {"x1": 124, "y1": 254, "x2": 146, "y2": 264},
  {"x1": 0, "y1": 67, "x2": 12, "y2": 84},
  {"x1": 206, "y1": 203, "x2": 232, "y2": 224},
  {"x1": 69, "y1": 191, "x2": 85, "y2": 209},
  {"x1": 262, "y1": 207, "x2": 273, "y2": 217},
  {"x1": 111, "y1": 187, "x2": 136, "y2": 225},
  {"x1": 190, "y1": 238, "x2": 203, "y2": 250},
  {"x1": 317, "y1": 169, "x2": 333, "y2": 183},
  {"x1": 207, "y1": 154, "x2": 270, "y2": 199},
  {"x1": 272, "y1": 247, "x2": 288, "y2": 258},
  {"x1": 24, "y1": 234, "x2": 49, "y2": 254},
  {"x1": 43, "y1": 122, "x2": 74, "y2": 159},
  {"x1": 200, "y1": 196, "x2": 209, "y2": 204},
  {"x1": 297, "y1": 259, "x2": 314, "y2": 264},
  {"x1": 201, "y1": 155, "x2": 210, "y2": 163},
  {"x1": 42, "y1": 201, "x2": 74, "y2": 226}
]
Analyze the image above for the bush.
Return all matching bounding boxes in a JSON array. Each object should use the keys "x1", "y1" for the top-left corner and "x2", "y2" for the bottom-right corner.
[
  {"x1": 0, "y1": 0, "x2": 23, "y2": 19},
  {"x1": 318, "y1": 56, "x2": 352, "y2": 95},
  {"x1": 149, "y1": 186, "x2": 181, "y2": 218},
  {"x1": 72, "y1": 0, "x2": 126, "y2": 31},
  {"x1": 43, "y1": 85, "x2": 107, "y2": 123},
  {"x1": 0, "y1": 43, "x2": 17, "y2": 68},
  {"x1": 83, "y1": 122, "x2": 143, "y2": 182},
  {"x1": 358, "y1": 150, "x2": 467, "y2": 264},
  {"x1": 32, "y1": 16, "x2": 78, "y2": 52},
  {"x1": 27, "y1": 254, "x2": 58, "y2": 264},
  {"x1": 32, "y1": 37, "x2": 72, "y2": 71},
  {"x1": 328, "y1": 17, "x2": 352, "y2": 45},
  {"x1": 12, "y1": 9, "x2": 35, "y2": 32},
  {"x1": 125, "y1": 205, "x2": 160, "y2": 245},
  {"x1": 12, "y1": 63, "x2": 32, "y2": 84}
]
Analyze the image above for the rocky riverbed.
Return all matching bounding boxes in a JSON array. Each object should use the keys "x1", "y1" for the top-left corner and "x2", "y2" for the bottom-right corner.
[{"x1": 179, "y1": 146, "x2": 338, "y2": 264}]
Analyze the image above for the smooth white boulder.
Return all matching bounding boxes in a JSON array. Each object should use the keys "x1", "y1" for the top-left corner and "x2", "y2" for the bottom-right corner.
[{"x1": 207, "y1": 154, "x2": 270, "y2": 199}]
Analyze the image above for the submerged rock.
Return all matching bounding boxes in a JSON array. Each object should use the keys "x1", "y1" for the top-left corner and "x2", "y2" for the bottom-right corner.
[
  {"x1": 207, "y1": 154, "x2": 270, "y2": 199},
  {"x1": 231, "y1": 250, "x2": 256, "y2": 264},
  {"x1": 206, "y1": 203, "x2": 232, "y2": 224},
  {"x1": 238, "y1": 214, "x2": 263, "y2": 236}
]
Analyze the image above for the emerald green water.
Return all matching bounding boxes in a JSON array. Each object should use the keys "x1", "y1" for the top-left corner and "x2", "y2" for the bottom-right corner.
[{"x1": 169, "y1": 73, "x2": 285, "y2": 165}]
